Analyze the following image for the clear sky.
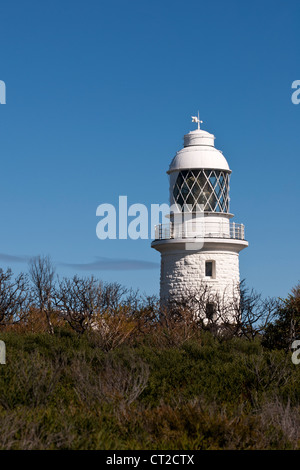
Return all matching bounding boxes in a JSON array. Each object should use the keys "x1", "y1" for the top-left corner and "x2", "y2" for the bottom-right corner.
[{"x1": 0, "y1": 0, "x2": 299, "y2": 300}]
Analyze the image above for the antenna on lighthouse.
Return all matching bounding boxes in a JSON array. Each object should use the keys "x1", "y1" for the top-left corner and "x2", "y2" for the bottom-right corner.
[{"x1": 191, "y1": 111, "x2": 203, "y2": 130}]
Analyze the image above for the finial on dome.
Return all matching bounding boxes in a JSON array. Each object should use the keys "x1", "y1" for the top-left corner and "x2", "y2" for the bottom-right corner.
[{"x1": 191, "y1": 111, "x2": 203, "y2": 130}]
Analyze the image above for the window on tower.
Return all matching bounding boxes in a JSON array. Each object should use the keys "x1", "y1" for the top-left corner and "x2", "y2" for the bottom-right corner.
[
  {"x1": 205, "y1": 260, "x2": 215, "y2": 278},
  {"x1": 206, "y1": 302, "x2": 215, "y2": 321}
]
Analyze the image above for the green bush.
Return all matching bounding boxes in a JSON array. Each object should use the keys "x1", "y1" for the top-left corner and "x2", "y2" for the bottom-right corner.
[{"x1": 0, "y1": 330, "x2": 299, "y2": 449}]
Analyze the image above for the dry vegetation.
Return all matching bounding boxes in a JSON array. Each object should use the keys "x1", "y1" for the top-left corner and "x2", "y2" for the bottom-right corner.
[{"x1": 0, "y1": 256, "x2": 299, "y2": 450}]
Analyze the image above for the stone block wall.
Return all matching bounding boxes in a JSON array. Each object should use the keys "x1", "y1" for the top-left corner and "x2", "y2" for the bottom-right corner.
[{"x1": 160, "y1": 250, "x2": 240, "y2": 303}]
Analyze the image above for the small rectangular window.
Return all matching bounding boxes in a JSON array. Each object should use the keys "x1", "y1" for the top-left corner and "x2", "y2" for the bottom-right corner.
[
  {"x1": 206, "y1": 302, "x2": 215, "y2": 320},
  {"x1": 205, "y1": 261, "x2": 213, "y2": 277}
]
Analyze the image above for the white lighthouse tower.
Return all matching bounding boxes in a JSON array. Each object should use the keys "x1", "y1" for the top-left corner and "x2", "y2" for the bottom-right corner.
[{"x1": 151, "y1": 115, "x2": 248, "y2": 317}]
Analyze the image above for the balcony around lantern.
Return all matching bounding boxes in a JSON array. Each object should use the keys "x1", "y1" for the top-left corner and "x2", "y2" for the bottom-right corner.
[{"x1": 154, "y1": 220, "x2": 246, "y2": 241}]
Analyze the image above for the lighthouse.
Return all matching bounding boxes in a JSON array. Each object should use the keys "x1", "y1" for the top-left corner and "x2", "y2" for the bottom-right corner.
[{"x1": 151, "y1": 116, "x2": 248, "y2": 318}]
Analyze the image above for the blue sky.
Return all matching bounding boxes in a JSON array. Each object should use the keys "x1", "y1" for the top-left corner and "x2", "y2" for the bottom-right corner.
[{"x1": 0, "y1": 0, "x2": 299, "y2": 299}]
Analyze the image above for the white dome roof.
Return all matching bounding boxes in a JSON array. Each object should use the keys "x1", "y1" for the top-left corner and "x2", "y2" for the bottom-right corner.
[{"x1": 168, "y1": 128, "x2": 231, "y2": 174}]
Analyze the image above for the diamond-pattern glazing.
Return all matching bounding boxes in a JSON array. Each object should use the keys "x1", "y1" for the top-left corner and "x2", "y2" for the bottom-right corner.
[{"x1": 173, "y1": 170, "x2": 230, "y2": 212}]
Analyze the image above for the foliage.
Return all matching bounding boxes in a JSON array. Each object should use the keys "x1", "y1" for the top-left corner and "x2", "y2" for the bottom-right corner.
[
  {"x1": 28, "y1": 255, "x2": 56, "y2": 334},
  {"x1": 0, "y1": 264, "x2": 299, "y2": 449},
  {"x1": 0, "y1": 269, "x2": 30, "y2": 325},
  {"x1": 263, "y1": 284, "x2": 300, "y2": 350},
  {"x1": 0, "y1": 328, "x2": 300, "y2": 450}
]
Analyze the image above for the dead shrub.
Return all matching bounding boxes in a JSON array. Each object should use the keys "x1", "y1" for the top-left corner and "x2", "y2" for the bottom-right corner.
[
  {"x1": 72, "y1": 354, "x2": 149, "y2": 407},
  {"x1": 242, "y1": 353, "x2": 292, "y2": 405},
  {"x1": 0, "y1": 409, "x2": 75, "y2": 450},
  {"x1": 0, "y1": 351, "x2": 62, "y2": 409},
  {"x1": 87, "y1": 307, "x2": 138, "y2": 352},
  {"x1": 154, "y1": 304, "x2": 201, "y2": 347},
  {"x1": 258, "y1": 397, "x2": 300, "y2": 446}
]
